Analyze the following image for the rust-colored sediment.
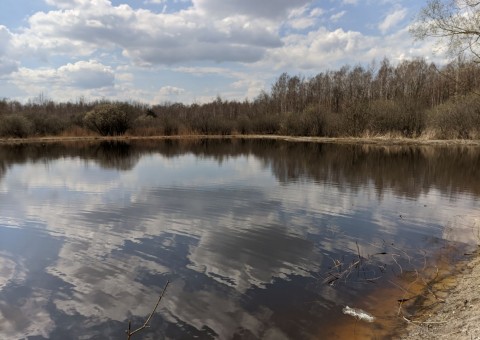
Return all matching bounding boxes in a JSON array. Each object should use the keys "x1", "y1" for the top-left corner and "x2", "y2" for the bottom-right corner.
[{"x1": 321, "y1": 244, "x2": 470, "y2": 339}]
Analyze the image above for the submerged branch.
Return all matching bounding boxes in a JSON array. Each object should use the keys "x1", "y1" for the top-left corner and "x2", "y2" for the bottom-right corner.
[{"x1": 126, "y1": 280, "x2": 170, "y2": 340}]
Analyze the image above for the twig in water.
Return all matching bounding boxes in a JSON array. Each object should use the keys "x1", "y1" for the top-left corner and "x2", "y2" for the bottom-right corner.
[
  {"x1": 391, "y1": 254, "x2": 403, "y2": 274},
  {"x1": 356, "y1": 241, "x2": 362, "y2": 262},
  {"x1": 402, "y1": 316, "x2": 447, "y2": 325},
  {"x1": 126, "y1": 280, "x2": 170, "y2": 340}
]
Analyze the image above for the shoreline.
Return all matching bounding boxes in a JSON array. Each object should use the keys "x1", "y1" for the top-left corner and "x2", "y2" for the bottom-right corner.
[
  {"x1": 0, "y1": 134, "x2": 480, "y2": 146},
  {"x1": 400, "y1": 249, "x2": 480, "y2": 339}
]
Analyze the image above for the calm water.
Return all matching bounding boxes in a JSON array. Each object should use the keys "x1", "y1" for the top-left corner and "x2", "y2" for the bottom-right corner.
[{"x1": 0, "y1": 139, "x2": 479, "y2": 339}]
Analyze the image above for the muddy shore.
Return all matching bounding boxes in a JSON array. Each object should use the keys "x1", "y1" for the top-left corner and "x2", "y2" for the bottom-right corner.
[{"x1": 0, "y1": 134, "x2": 480, "y2": 146}]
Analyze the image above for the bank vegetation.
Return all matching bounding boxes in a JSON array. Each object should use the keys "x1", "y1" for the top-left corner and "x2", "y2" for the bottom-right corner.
[{"x1": 1, "y1": 58, "x2": 480, "y2": 140}]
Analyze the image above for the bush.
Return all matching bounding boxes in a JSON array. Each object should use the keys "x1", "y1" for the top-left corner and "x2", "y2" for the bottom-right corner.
[
  {"x1": 0, "y1": 115, "x2": 32, "y2": 138},
  {"x1": 84, "y1": 104, "x2": 136, "y2": 136},
  {"x1": 236, "y1": 115, "x2": 252, "y2": 134},
  {"x1": 280, "y1": 104, "x2": 329, "y2": 136},
  {"x1": 341, "y1": 103, "x2": 371, "y2": 137},
  {"x1": 28, "y1": 113, "x2": 69, "y2": 136},
  {"x1": 368, "y1": 100, "x2": 404, "y2": 134},
  {"x1": 249, "y1": 114, "x2": 280, "y2": 134},
  {"x1": 428, "y1": 94, "x2": 480, "y2": 139},
  {"x1": 161, "y1": 115, "x2": 180, "y2": 136}
]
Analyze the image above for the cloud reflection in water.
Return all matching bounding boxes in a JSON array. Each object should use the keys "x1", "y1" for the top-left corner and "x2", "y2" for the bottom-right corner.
[{"x1": 0, "y1": 140, "x2": 478, "y2": 339}]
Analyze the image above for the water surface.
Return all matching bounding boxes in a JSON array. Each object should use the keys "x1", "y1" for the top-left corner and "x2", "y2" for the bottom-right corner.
[{"x1": 0, "y1": 139, "x2": 479, "y2": 339}]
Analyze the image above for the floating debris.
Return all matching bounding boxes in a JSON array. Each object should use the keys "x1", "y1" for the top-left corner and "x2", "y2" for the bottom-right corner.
[{"x1": 342, "y1": 306, "x2": 375, "y2": 323}]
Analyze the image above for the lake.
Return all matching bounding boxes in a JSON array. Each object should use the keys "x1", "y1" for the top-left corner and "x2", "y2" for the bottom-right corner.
[{"x1": 0, "y1": 139, "x2": 479, "y2": 339}]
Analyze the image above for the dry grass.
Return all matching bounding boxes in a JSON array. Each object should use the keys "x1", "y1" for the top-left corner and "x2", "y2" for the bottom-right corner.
[{"x1": 1, "y1": 134, "x2": 480, "y2": 146}]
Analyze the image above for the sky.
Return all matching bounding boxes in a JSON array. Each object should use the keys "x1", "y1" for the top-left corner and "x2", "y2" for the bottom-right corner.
[{"x1": 0, "y1": 0, "x2": 445, "y2": 104}]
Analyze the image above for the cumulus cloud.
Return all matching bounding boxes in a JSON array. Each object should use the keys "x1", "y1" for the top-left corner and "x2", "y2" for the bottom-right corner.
[
  {"x1": 59, "y1": 60, "x2": 114, "y2": 89},
  {"x1": 16, "y1": 1, "x2": 284, "y2": 65},
  {"x1": 1, "y1": 1, "x2": 445, "y2": 102},
  {"x1": 10, "y1": 60, "x2": 115, "y2": 100},
  {"x1": 379, "y1": 7, "x2": 408, "y2": 34},
  {"x1": 264, "y1": 25, "x2": 441, "y2": 71}
]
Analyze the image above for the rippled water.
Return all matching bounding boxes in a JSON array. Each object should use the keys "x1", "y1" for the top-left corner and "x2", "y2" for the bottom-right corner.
[{"x1": 0, "y1": 139, "x2": 479, "y2": 339}]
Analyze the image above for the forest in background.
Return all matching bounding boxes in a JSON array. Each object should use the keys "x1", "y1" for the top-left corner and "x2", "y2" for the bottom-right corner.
[{"x1": 1, "y1": 57, "x2": 480, "y2": 140}]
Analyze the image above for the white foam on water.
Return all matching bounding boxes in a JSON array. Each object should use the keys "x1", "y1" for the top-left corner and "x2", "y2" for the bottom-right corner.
[{"x1": 342, "y1": 306, "x2": 375, "y2": 323}]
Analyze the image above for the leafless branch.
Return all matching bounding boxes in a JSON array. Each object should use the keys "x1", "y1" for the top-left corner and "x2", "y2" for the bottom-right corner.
[{"x1": 126, "y1": 280, "x2": 170, "y2": 340}]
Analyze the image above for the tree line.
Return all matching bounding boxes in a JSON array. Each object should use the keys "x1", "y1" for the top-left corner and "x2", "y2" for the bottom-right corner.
[{"x1": 1, "y1": 57, "x2": 480, "y2": 139}]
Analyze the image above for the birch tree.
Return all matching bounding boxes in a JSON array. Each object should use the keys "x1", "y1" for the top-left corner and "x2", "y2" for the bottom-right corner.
[{"x1": 411, "y1": 0, "x2": 480, "y2": 61}]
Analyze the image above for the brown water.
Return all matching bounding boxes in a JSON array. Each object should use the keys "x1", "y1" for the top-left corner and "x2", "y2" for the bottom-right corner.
[{"x1": 0, "y1": 139, "x2": 478, "y2": 339}]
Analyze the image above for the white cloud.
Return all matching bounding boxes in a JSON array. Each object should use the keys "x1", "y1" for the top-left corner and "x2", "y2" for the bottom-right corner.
[
  {"x1": 379, "y1": 7, "x2": 407, "y2": 34},
  {"x1": 287, "y1": 5, "x2": 325, "y2": 30},
  {"x1": 265, "y1": 27, "x2": 371, "y2": 70},
  {"x1": 116, "y1": 72, "x2": 134, "y2": 82},
  {"x1": 263, "y1": 25, "x2": 444, "y2": 71},
  {"x1": 158, "y1": 85, "x2": 185, "y2": 96},
  {"x1": 0, "y1": 26, "x2": 12, "y2": 56},
  {"x1": 58, "y1": 60, "x2": 114, "y2": 89},
  {"x1": 330, "y1": 10, "x2": 346, "y2": 23},
  {"x1": 17, "y1": 1, "x2": 283, "y2": 65},
  {"x1": 153, "y1": 85, "x2": 186, "y2": 103},
  {"x1": 10, "y1": 60, "x2": 115, "y2": 100},
  {"x1": 0, "y1": 59, "x2": 18, "y2": 77},
  {"x1": 0, "y1": 26, "x2": 18, "y2": 76},
  {"x1": 174, "y1": 66, "x2": 268, "y2": 100},
  {"x1": 0, "y1": 1, "x2": 446, "y2": 102},
  {"x1": 309, "y1": 8, "x2": 325, "y2": 17}
]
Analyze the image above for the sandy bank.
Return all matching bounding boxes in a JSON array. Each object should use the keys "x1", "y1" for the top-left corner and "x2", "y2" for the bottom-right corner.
[
  {"x1": 0, "y1": 134, "x2": 480, "y2": 146},
  {"x1": 400, "y1": 250, "x2": 480, "y2": 339}
]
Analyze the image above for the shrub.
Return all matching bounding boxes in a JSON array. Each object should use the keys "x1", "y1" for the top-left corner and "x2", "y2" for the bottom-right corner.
[
  {"x1": 428, "y1": 94, "x2": 480, "y2": 139},
  {"x1": 281, "y1": 104, "x2": 330, "y2": 137},
  {"x1": 368, "y1": 100, "x2": 404, "y2": 134},
  {"x1": 249, "y1": 114, "x2": 281, "y2": 134},
  {"x1": 0, "y1": 115, "x2": 32, "y2": 138},
  {"x1": 84, "y1": 104, "x2": 136, "y2": 136},
  {"x1": 27, "y1": 113, "x2": 69, "y2": 136},
  {"x1": 341, "y1": 103, "x2": 371, "y2": 137},
  {"x1": 161, "y1": 115, "x2": 180, "y2": 136},
  {"x1": 236, "y1": 115, "x2": 252, "y2": 134}
]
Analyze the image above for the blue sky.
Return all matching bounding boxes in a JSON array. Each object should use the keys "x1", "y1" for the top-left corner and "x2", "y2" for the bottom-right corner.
[{"x1": 0, "y1": 0, "x2": 443, "y2": 104}]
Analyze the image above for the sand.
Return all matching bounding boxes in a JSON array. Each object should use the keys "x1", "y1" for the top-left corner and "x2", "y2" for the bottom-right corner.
[
  {"x1": 400, "y1": 251, "x2": 480, "y2": 339},
  {"x1": 0, "y1": 134, "x2": 480, "y2": 146}
]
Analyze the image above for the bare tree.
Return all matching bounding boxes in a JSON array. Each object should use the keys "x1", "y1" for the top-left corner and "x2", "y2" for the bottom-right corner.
[{"x1": 411, "y1": 0, "x2": 480, "y2": 61}]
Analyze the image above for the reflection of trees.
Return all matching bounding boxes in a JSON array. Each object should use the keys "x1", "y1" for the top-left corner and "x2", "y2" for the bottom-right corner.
[
  {"x1": 257, "y1": 142, "x2": 480, "y2": 199},
  {"x1": 91, "y1": 142, "x2": 140, "y2": 170},
  {"x1": 148, "y1": 139, "x2": 480, "y2": 199},
  {"x1": 0, "y1": 139, "x2": 479, "y2": 198},
  {"x1": 0, "y1": 141, "x2": 143, "y2": 174}
]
